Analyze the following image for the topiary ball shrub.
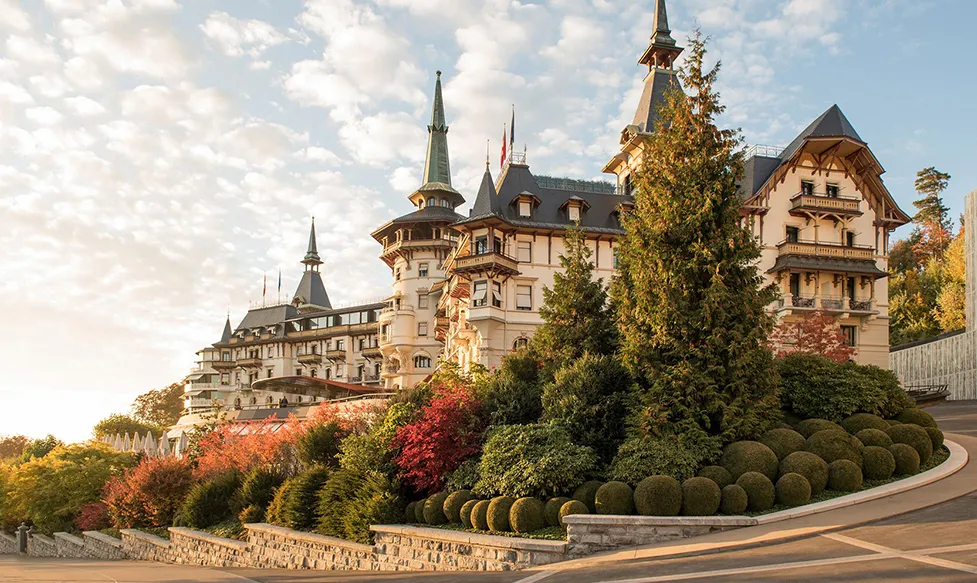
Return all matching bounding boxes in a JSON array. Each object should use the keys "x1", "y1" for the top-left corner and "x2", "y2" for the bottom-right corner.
[
  {"x1": 424, "y1": 492, "x2": 450, "y2": 526},
  {"x1": 238, "y1": 504, "x2": 264, "y2": 524},
  {"x1": 571, "y1": 481, "x2": 604, "y2": 513},
  {"x1": 509, "y1": 497, "x2": 545, "y2": 533},
  {"x1": 471, "y1": 500, "x2": 490, "y2": 530},
  {"x1": 895, "y1": 408, "x2": 937, "y2": 428},
  {"x1": 806, "y1": 430, "x2": 862, "y2": 466},
  {"x1": 795, "y1": 419, "x2": 845, "y2": 439},
  {"x1": 779, "y1": 451, "x2": 829, "y2": 495},
  {"x1": 413, "y1": 498, "x2": 427, "y2": 523},
  {"x1": 775, "y1": 473, "x2": 811, "y2": 507},
  {"x1": 855, "y1": 428, "x2": 893, "y2": 448},
  {"x1": 925, "y1": 427, "x2": 945, "y2": 452},
  {"x1": 886, "y1": 424, "x2": 933, "y2": 463},
  {"x1": 460, "y1": 499, "x2": 479, "y2": 529},
  {"x1": 681, "y1": 477, "x2": 721, "y2": 516},
  {"x1": 486, "y1": 496, "x2": 516, "y2": 532},
  {"x1": 720, "y1": 484, "x2": 748, "y2": 515},
  {"x1": 828, "y1": 460, "x2": 863, "y2": 492},
  {"x1": 558, "y1": 500, "x2": 589, "y2": 528},
  {"x1": 443, "y1": 490, "x2": 473, "y2": 524},
  {"x1": 736, "y1": 472, "x2": 775, "y2": 512},
  {"x1": 886, "y1": 420, "x2": 901, "y2": 427},
  {"x1": 634, "y1": 476, "x2": 682, "y2": 516},
  {"x1": 862, "y1": 446, "x2": 895, "y2": 480},
  {"x1": 595, "y1": 481, "x2": 634, "y2": 515},
  {"x1": 760, "y1": 428, "x2": 807, "y2": 461},
  {"x1": 544, "y1": 497, "x2": 571, "y2": 527},
  {"x1": 889, "y1": 443, "x2": 921, "y2": 476},
  {"x1": 841, "y1": 413, "x2": 890, "y2": 435},
  {"x1": 404, "y1": 501, "x2": 417, "y2": 524},
  {"x1": 697, "y1": 465, "x2": 733, "y2": 489},
  {"x1": 720, "y1": 441, "x2": 779, "y2": 481}
]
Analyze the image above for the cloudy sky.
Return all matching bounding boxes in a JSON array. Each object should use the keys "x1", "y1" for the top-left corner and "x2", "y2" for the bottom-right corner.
[{"x1": 2, "y1": 0, "x2": 975, "y2": 443}]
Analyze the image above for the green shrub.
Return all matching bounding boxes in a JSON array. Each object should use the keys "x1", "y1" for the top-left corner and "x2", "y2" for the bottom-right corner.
[
  {"x1": 509, "y1": 497, "x2": 545, "y2": 533},
  {"x1": 544, "y1": 497, "x2": 571, "y2": 527},
  {"x1": 558, "y1": 500, "x2": 589, "y2": 527},
  {"x1": 478, "y1": 348, "x2": 544, "y2": 426},
  {"x1": 889, "y1": 444, "x2": 920, "y2": 476},
  {"x1": 720, "y1": 441, "x2": 779, "y2": 481},
  {"x1": 471, "y1": 500, "x2": 490, "y2": 530},
  {"x1": 795, "y1": 419, "x2": 845, "y2": 438},
  {"x1": 806, "y1": 430, "x2": 862, "y2": 466},
  {"x1": 857, "y1": 365, "x2": 915, "y2": 419},
  {"x1": 855, "y1": 429, "x2": 892, "y2": 448},
  {"x1": 443, "y1": 490, "x2": 473, "y2": 524},
  {"x1": 735, "y1": 472, "x2": 775, "y2": 512},
  {"x1": 841, "y1": 414, "x2": 889, "y2": 435},
  {"x1": 475, "y1": 424, "x2": 597, "y2": 499},
  {"x1": 697, "y1": 466, "x2": 733, "y2": 488},
  {"x1": 486, "y1": 496, "x2": 515, "y2": 532},
  {"x1": 571, "y1": 481, "x2": 603, "y2": 513},
  {"x1": 264, "y1": 478, "x2": 293, "y2": 526},
  {"x1": 283, "y1": 466, "x2": 330, "y2": 530},
  {"x1": 886, "y1": 420, "x2": 901, "y2": 427},
  {"x1": 608, "y1": 433, "x2": 720, "y2": 485},
  {"x1": 443, "y1": 458, "x2": 480, "y2": 492},
  {"x1": 886, "y1": 424, "x2": 933, "y2": 463},
  {"x1": 760, "y1": 428, "x2": 807, "y2": 461},
  {"x1": 296, "y1": 421, "x2": 346, "y2": 467},
  {"x1": 778, "y1": 451, "x2": 829, "y2": 495},
  {"x1": 541, "y1": 354, "x2": 635, "y2": 463},
  {"x1": 925, "y1": 427, "x2": 945, "y2": 451},
  {"x1": 414, "y1": 497, "x2": 427, "y2": 523},
  {"x1": 595, "y1": 481, "x2": 634, "y2": 515},
  {"x1": 316, "y1": 469, "x2": 363, "y2": 536},
  {"x1": 176, "y1": 472, "x2": 241, "y2": 529},
  {"x1": 720, "y1": 484, "x2": 748, "y2": 515},
  {"x1": 895, "y1": 408, "x2": 937, "y2": 428},
  {"x1": 340, "y1": 472, "x2": 404, "y2": 544},
  {"x1": 783, "y1": 411, "x2": 804, "y2": 426},
  {"x1": 237, "y1": 467, "x2": 285, "y2": 513},
  {"x1": 634, "y1": 476, "x2": 682, "y2": 516},
  {"x1": 775, "y1": 473, "x2": 811, "y2": 507},
  {"x1": 404, "y1": 501, "x2": 417, "y2": 524},
  {"x1": 460, "y1": 499, "x2": 479, "y2": 528},
  {"x1": 238, "y1": 504, "x2": 264, "y2": 524},
  {"x1": 423, "y1": 492, "x2": 450, "y2": 526},
  {"x1": 827, "y1": 460, "x2": 862, "y2": 492},
  {"x1": 862, "y1": 446, "x2": 895, "y2": 480},
  {"x1": 681, "y1": 477, "x2": 721, "y2": 516}
]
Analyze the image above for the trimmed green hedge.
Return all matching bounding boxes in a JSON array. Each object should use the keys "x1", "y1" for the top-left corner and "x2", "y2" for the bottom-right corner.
[
  {"x1": 544, "y1": 497, "x2": 571, "y2": 527},
  {"x1": 720, "y1": 484, "x2": 748, "y2": 515},
  {"x1": 862, "y1": 446, "x2": 895, "y2": 480},
  {"x1": 827, "y1": 460, "x2": 862, "y2": 492},
  {"x1": 795, "y1": 419, "x2": 845, "y2": 438},
  {"x1": 681, "y1": 477, "x2": 721, "y2": 516},
  {"x1": 571, "y1": 481, "x2": 603, "y2": 513},
  {"x1": 855, "y1": 429, "x2": 892, "y2": 448},
  {"x1": 735, "y1": 472, "x2": 775, "y2": 512},
  {"x1": 595, "y1": 481, "x2": 634, "y2": 515},
  {"x1": 841, "y1": 414, "x2": 889, "y2": 435},
  {"x1": 486, "y1": 496, "x2": 515, "y2": 532},
  {"x1": 634, "y1": 476, "x2": 682, "y2": 516},
  {"x1": 697, "y1": 465, "x2": 733, "y2": 489},
  {"x1": 895, "y1": 408, "x2": 937, "y2": 428},
  {"x1": 720, "y1": 441, "x2": 779, "y2": 481},
  {"x1": 760, "y1": 428, "x2": 807, "y2": 461},
  {"x1": 889, "y1": 443, "x2": 920, "y2": 476},
  {"x1": 424, "y1": 492, "x2": 450, "y2": 526},
  {"x1": 806, "y1": 430, "x2": 862, "y2": 466},
  {"x1": 509, "y1": 497, "x2": 545, "y2": 533},
  {"x1": 886, "y1": 424, "x2": 933, "y2": 464},
  {"x1": 775, "y1": 473, "x2": 811, "y2": 507},
  {"x1": 471, "y1": 500, "x2": 490, "y2": 530},
  {"x1": 443, "y1": 490, "x2": 473, "y2": 524},
  {"x1": 558, "y1": 500, "x2": 589, "y2": 528},
  {"x1": 779, "y1": 451, "x2": 829, "y2": 495}
]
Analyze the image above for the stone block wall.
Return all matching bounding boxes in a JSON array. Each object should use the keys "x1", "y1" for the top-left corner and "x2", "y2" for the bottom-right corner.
[
  {"x1": 371, "y1": 526, "x2": 567, "y2": 571},
  {"x1": 26, "y1": 533, "x2": 57, "y2": 557},
  {"x1": 81, "y1": 531, "x2": 127, "y2": 560},
  {"x1": 167, "y1": 527, "x2": 252, "y2": 568},
  {"x1": 120, "y1": 529, "x2": 172, "y2": 563},
  {"x1": 54, "y1": 532, "x2": 86, "y2": 558},
  {"x1": 247, "y1": 523, "x2": 375, "y2": 570},
  {"x1": 563, "y1": 515, "x2": 755, "y2": 556},
  {"x1": 0, "y1": 532, "x2": 17, "y2": 554}
]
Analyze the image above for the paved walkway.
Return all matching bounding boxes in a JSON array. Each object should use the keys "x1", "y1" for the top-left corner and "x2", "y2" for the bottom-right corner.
[{"x1": 3, "y1": 402, "x2": 975, "y2": 583}]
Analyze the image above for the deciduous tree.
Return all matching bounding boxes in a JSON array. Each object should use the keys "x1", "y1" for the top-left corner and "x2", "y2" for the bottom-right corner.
[
  {"x1": 769, "y1": 311, "x2": 857, "y2": 363},
  {"x1": 93, "y1": 413, "x2": 161, "y2": 439},
  {"x1": 131, "y1": 382, "x2": 185, "y2": 428}
]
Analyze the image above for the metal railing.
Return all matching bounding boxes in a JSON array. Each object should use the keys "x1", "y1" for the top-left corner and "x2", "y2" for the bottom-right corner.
[{"x1": 744, "y1": 144, "x2": 785, "y2": 159}]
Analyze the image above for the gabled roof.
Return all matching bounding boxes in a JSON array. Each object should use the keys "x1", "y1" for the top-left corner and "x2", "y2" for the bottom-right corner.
[
  {"x1": 293, "y1": 271, "x2": 331, "y2": 310},
  {"x1": 778, "y1": 104, "x2": 863, "y2": 164}
]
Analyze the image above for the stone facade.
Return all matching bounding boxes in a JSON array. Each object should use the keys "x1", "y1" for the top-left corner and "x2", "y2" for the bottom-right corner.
[
  {"x1": 247, "y1": 523, "x2": 375, "y2": 570},
  {"x1": 563, "y1": 515, "x2": 755, "y2": 556}
]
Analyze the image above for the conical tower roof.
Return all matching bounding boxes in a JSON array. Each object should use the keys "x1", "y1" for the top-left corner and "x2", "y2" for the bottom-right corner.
[{"x1": 413, "y1": 71, "x2": 464, "y2": 208}]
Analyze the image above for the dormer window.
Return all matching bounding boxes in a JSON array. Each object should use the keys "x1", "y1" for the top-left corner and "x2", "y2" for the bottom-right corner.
[
  {"x1": 568, "y1": 206, "x2": 580, "y2": 221},
  {"x1": 519, "y1": 201, "x2": 531, "y2": 217},
  {"x1": 427, "y1": 196, "x2": 436, "y2": 207},
  {"x1": 560, "y1": 196, "x2": 590, "y2": 223},
  {"x1": 801, "y1": 181, "x2": 814, "y2": 196},
  {"x1": 511, "y1": 191, "x2": 541, "y2": 219}
]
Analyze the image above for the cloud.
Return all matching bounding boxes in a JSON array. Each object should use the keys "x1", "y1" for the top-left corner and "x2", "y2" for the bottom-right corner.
[
  {"x1": 0, "y1": 0, "x2": 32, "y2": 31},
  {"x1": 200, "y1": 12, "x2": 288, "y2": 58}
]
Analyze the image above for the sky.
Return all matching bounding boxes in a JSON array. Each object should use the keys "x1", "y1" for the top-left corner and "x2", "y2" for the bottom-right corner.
[{"x1": 1, "y1": 0, "x2": 975, "y2": 443}]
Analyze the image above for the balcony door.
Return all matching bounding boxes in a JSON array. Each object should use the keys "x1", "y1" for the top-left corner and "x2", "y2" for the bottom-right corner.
[
  {"x1": 786, "y1": 226, "x2": 800, "y2": 243},
  {"x1": 789, "y1": 273, "x2": 801, "y2": 298},
  {"x1": 847, "y1": 277, "x2": 856, "y2": 303}
]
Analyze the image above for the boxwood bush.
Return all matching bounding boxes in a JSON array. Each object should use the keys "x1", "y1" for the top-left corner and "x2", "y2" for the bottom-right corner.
[
  {"x1": 889, "y1": 443, "x2": 921, "y2": 476},
  {"x1": 862, "y1": 446, "x2": 895, "y2": 480},
  {"x1": 841, "y1": 413, "x2": 889, "y2": 435},
  {"x1": 795, "y1": 418, "x2": 845, "y2": 438},
  {"x1": 895, "y1": 408, "x2": 937, "y2": 428},
  {"x1": 423, "y1": 492, "x2": 450, "y2": 526},
  {"x1": 544, "y1": 497, "x2": 571, "y2": 527},
  {"x1": 509, "y1": 497, "x2": 545, "y2": 533},
  {"x1": 558, "y1": 500, "x2": 589, "y2": 527},
  {"x1": 697, "y1": 465, "x2": 733, "y2": 488},
  {"x1": 571, "y1": 481, "x2": 603, "y2": 513},
  {"x1": 775, "y1": 473, "x2": 811, "y2": 507},
  {"x1": 720, "y1": 484, "x2": 748, "y2": 515},
  {"x1": 459, "y1": 499, "x2": 479, "y2": 528},
  {"x1": 827, "y1": 460, "x2": 862, "y2": 492},
  {"x1": 443, "y1": 490, "x2": 473, "y2": 524},
  {"x1": 735, "y1": 472, "x2": 775, "y2": 512},
  {"x1": 608, "y1": 433, "x2": 718, "y2": 485},
  {"x1": 595, "y1": 481, "x2": 634, "y2": 515},
  {"x1": 886, "y1": 424, "x2": 933, "y2": 463},
  {"x1": 855, "y1": 428, "x2": 892, "y2": 448},
  {"x1": 806, "y1": 430, "x2": 862, "y2": 466},
  {"x1": 720, "y1": 441, "x2": 779, "y2": 481},
  {"x1": 925, "y1": 427, "x2": 945, "y2": 451},
  {"x1": 486, "y1": 496, "x2": 515, "y2": 532},
  {"x1": 681, "y1": 477, "x2": 721, "y2": 516},
  {"x1": 760, "y1": 428, "x2": 807, "y2": 461},
  {"x1": 778, "y1": 451, "x2": 829, "y2": 495},
  {"x1": 634, "y1": 475, "x2": 682, "y2": 516},
  {"x1": 471, "y1": 500, "x2": 490, "y2": 530}
]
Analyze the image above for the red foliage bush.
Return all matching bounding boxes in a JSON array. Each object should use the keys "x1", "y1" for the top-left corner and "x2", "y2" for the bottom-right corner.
[
  {"x1": 75, "y1": 502, "x2": 111, "y2": 531},
  {"x1": 310, "y1": 399, "x2": 387, "y2": 434},
  {"x1": 770, "y1": 310, "x2": 857, "y2": 363},
  {"x1": 103, "y1": 456, "x2": 195, "y2": 528},
  {"x1": 393, "y1": 381, "x2": 485, "y2": 494},
  {"x1": 192, "y1": 417, "x2": 302, "y2": 480}
]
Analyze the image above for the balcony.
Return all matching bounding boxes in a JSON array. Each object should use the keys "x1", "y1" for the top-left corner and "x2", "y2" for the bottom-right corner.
[
  {"x1": 775, "y1": 295, "x2": 877, "y2": 316},
  {"x1": 213, "y1": 360, "x2": 237, "y2": 370},
  {"x1": 778, "y1": 240, "x2": 874, "y2": 261},
  {"x1": 238, "y1": 357, "x2": 262, "y2": 368},
  {"x1": 297, "y1": 353, "x2": 322, "y2": 365},
  {"x1": 363, "y1": 374, "x2": 381, "y2": 383},
  {"x1": 452, "y1": 251, "x2": 520, "y2": 277},
  {"x1": 362, "y1": 347, "x2": 382, "y2": 359},
  {"x1": 326, "y1": 349, "x2": 347, "y2": 361},
  {"x1": 789, "y1": 193, "x2": 862, "y2": 217},
  {"x1": 435, "y1": 316, "x2": 450, "y2": 329}
]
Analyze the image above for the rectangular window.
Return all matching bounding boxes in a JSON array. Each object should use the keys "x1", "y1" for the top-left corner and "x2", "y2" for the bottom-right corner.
[
  {"x1": 358, "y1": 338, "x2": 365, "y2": 350},
  {"x1": 418, "y1": 294, "x2": 429, "y2": 309},
  {"x1": 517, "y1": 240, "x2": 532, "y2": 263},
  {"x1": 826, "y1": 184, "x2": 840, "y2": 198},
  {"x1": 492, "y1": 281, "x2": 502, "y2": 308},
  {"x1": 474, "y1": 237, "x2": 488, "y2": 255},
  {"x1": 801, "y1": 181, "x2": 814, "y2": 196},
  {"x1": 395, "y1": 268, "x2": 401, "y2": 281},
  {"x1": 568, "y1": 206, "x2": 580, "y2": 221},
  {"x1": 336, "y1": 339, "x2": 345, "y2": 350},
  {"x1": 786, "y1": 226, "x2": 800, "y2": 243},
  {"x1": 516, "y1": 285, "x2": 532, "y2": 311},
  {"x1": 847, "y1": 231, "x2": 856, "y2": 247},
  {"x1": 267, "y1": 369, "x2": 273, "y2": 378},
  {"x1": 418, "y1": 322, "x2": 428, "y2": 337},
  {"x1": 472, "y1": 280, "x2": 488, "y2": 307},
  {"x1": 841, "y1": 325, "x2": 857, "y2": 347},
  {"x1": 295, "y1": 369, "x2": 302, "y2": 377},
  {"x1": 418, "y1": 262, "x2": 429, "y2": 277},
  {"x1": 613, "y1": 248, "x2": 619, "y2": 269},
  {"x1": 519, "y1": 200, "x2": 531, "y2": 217}
]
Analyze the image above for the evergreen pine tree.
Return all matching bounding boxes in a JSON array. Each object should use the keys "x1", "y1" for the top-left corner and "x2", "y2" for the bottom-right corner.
[
  {"x1": 534, "y1": 223, "x2": 617, "y2": 368},
  {"x1": 912, "y1": 167, "x2": 953, "y2": 261},
  {"x1": 611, "y1": 32, "x2": 778, "y2": 446}
]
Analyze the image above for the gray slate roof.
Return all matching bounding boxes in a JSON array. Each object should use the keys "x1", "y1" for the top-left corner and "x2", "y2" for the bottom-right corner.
[
  {"x1": 391, "y1": 205, "x2": 466, "y2": 225},
  {"x1": 220, "y1": 317, "x2": 232, "y2": 343},
  {"x1": 293, "y1": 270, "x2": 331, "y2": 309},
  {"x1": 459, "y1": 164, "x2": 633, "y2": 234},
  {"x1": 631, "y1": 66, "x2": 680, "y2": 133},
  {"x1": 233, "y1": 305, "x2": 297, "y2": 333}
]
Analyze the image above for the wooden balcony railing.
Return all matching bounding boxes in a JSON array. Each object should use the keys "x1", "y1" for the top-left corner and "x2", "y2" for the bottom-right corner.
[
  {"x1": 790, "y1": 193, "x2": 861, "y2": 215},
  {"x1": 452, "y1": 251, "x2": 519, "y2": 276},
  {"x1": 777, "y1": 240, "x2": 875, "y2": 261}
]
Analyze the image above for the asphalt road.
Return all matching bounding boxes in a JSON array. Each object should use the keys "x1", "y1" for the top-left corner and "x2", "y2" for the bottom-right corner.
[{"x1": 3, "y1": 401, "x2": 976, "y2": 583}]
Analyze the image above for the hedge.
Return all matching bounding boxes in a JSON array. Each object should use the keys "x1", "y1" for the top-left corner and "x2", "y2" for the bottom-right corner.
[
  {"x1": 735, "y1": 472, "x2": 775, "y2": 512},
  {"x1": 681, "y1": 477, "x2": 721, "y2": 516},
  {"x1": 720, "y1": 441, "x2": 779, "y2": 481},
  {"x1": 634, "y1": 476, "x2": 682, "y2": 516},
  {"x1": 595, "y1": 481, "x2": 634, "y2": 515},
  {"x1": 509, "y1": 497, "x2": 545, "y2": 533},
  {"x1": 775, "y1": 473, "x2": 811, "y2": 507}
]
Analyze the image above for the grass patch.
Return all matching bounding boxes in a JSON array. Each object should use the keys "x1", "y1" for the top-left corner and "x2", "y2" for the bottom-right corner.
[
  {"x1": 97, "y1": 528, "x2": 122, "y2": 539},
  {"x1": 745, "y1": 445, "x2": 951, "y2": 517},
  {"x1": 404, "y1": 522, "x2": 566, "y2": 541}
]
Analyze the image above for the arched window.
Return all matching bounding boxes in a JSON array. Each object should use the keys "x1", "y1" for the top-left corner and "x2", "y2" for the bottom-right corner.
[
  {"x1": 413, "y1": 355, "x2": 432, "y2": 369},
  {"x1": 427, "y1": 197, "x2": 436, "y2": 207},
  {"x1": 513, "y1": 337, "x2": 529, "y2": 351},
  {"x1": 441, "y1": 198, "x2": 449, "y2": 207},
  {"x1": 250, "y1": 396, "x2": 257, "y2": 405},
  {"x1": 265, "y1": 396, "x2": 273, "y2": 405},
  {"x1": 311, "y1": 369, "x2": 317, "y2": 378}
]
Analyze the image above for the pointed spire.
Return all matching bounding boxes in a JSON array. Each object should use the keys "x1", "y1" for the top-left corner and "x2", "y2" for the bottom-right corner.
[
  {"x1": 421, "y1": 71, "x2": 452, "y2": 189},
  {"x1": 302, "y1": 217, "x2": 323, "y2": 270},
  {"x1": 220, "y1": 314, "x2": 232, "y2": 343},
  {"x1": 651, "y1": 0, "x2": 676, "y2": 47},
  {"x1": 638, "y1": 0, "x2": 683, "y2": 70}
]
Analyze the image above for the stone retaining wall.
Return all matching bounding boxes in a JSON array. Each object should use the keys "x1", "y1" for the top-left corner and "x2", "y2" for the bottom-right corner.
[
  {"x1": 371, "y1": 525, "x2": 567, "y2": 571},
  {"x1": 247, "y1": 523, "x2": 374, "y2": 570},
  {"x1": 120, "y1": 529, "x2": 172, "y2": 563},
  {"x1": 26, "y1": 533, "x2": 56, "y2": 557},
  {"x1": 81, "y1": 531, "x2": 128, "y2": 560},
  {"x1": 563, "y1": 515, "x2": 755, "y2": 556},
  {"x1": 0, "y1": 532, "x2": 17, "y2": 554},
  {"x1": 54, "y1": 532, "x2": 86, "y2": 558},
  {"x1": 167, "y1": 527, "x2": 252, "y2": 568}
]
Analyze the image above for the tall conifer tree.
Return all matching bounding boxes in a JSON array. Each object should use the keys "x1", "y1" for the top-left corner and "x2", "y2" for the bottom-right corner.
[{"x1": 611, "y1": 32, "x2": 778, "y2": 445}]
